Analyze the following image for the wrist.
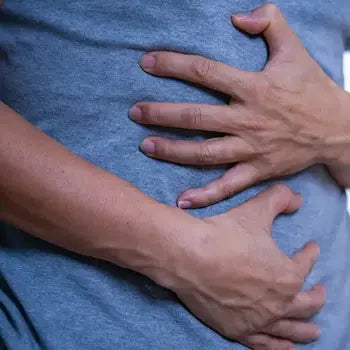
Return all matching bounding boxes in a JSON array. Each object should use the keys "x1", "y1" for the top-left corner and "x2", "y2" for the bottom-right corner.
[
  {"x1": 100, "y1": 200, "x2": 204, "y2": 290},
  {"x1": 318, "y1": 89, "x2": 350, "y2": 167},
  {"x1": 144, "y1": 207, "x2": 206, "y2": 290}
]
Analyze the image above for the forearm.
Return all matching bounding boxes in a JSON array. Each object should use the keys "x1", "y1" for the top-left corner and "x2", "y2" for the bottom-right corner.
[{"x1": 0, "y1": 102, "x2": 195, "y2": 285}]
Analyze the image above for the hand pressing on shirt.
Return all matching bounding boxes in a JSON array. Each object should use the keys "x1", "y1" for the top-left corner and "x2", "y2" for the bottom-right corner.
[
  {"x1": 167, "y1": 185, "x2": 324, "y2": 350},
  {"x1": 129, "y1": 2, "x2": 350, "y2": 209},
  {"x1": 0, "y1": 101, "x2": 323, "y2": 350}
]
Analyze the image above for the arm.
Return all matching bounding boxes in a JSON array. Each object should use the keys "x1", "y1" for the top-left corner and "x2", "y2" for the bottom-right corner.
[
  {"x1": 0, "y1": 102, "x2": 324, "y2": 348},
  {"x1": 129, "y1": 3, "x2": 350, "y2": 207},
  {"x1": 0, "y1": 101, "x2": 190, "y2": 283}
]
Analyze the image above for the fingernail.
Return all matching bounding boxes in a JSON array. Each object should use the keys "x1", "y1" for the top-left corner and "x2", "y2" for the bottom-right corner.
[
  {"x1": 232, "y1": 12, "x2": 251, "y2": 21},
  {"x1": 140, "y1": 54, "x2": 156, "y2": 72},
  {"x1": 178, "y1": 200, "x2": 192, "y2": 209},
  {"x1": 140, "y1": 139, "x2": 155, "y2": 154},
  {"x1": 129, "y1": 105, "x2": 143, "y2": 122}
]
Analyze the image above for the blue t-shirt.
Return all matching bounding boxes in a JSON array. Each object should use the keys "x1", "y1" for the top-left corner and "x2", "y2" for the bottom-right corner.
[{"x1": 1, "y1": 1, "x2": 350, "y2": 349}]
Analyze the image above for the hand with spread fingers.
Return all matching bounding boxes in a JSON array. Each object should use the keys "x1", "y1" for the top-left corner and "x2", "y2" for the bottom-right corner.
[
  {"x1": 171, "y1": 185, "x2": 325, "y2": 350},
  {"x1": 129, "y1": 2, "x2": 350, "y2": 209}
]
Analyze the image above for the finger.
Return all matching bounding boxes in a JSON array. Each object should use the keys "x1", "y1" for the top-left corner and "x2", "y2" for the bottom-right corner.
[
  {"x1": 140, "y1": 136, "x2": 252, "y2": 165},
  {"x1": 129, "y1": 103, "x2": 239, "y2": 133},
  {"x1": 263, "y1": 319, "x2": 320, "y2": 343},
  {"x1": 240, "y1": 333, "x2": 295, "y2": 350},
  {"x1": 225, "y1": 183, "x2": 302, "y2": 229},
  {"x1": 231, "y1": 3, "x2": 303, "y2": 57},
  {"x1": 238, "y1": 183, "x2": 302, "y2": 224},
  {"x1": 139, "y1": 51, "x2": 257, "y2": 98},
  {"x1": 291, "y1": 242, "x2": 320, "y2": 278},
  {"x1": 286, "y1": 284, "x2": 326, "y2": 319},
  {"x1": 177, "y1": 162, "x2": 262, "y2": 209}
]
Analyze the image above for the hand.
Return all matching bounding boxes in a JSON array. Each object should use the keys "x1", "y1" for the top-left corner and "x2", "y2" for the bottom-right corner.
[
  {"x1": 166, "y1": 185, "x2": 325, "y2": 349},
  {"x1": 129, "y1": 2, "x2": 350, "y2": 208}
]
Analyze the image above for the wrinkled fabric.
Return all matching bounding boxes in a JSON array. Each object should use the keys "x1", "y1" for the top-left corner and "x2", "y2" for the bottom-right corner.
[{"x1": 1, "y1": 1, "x2": 350, "y2": 349}]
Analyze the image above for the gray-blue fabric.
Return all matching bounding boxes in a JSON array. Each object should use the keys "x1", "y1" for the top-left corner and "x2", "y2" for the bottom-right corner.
[{"x1": 1, "y1": 0, "x2": 350, "y2": 349}]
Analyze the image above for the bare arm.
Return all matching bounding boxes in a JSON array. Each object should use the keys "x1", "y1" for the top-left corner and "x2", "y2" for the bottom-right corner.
[
  {"x1": 0, "y1": 100, "x2": 324, "y2": 348},
  {"x1": 0, "y1": 101, "x2": 192, "y2": 282}
]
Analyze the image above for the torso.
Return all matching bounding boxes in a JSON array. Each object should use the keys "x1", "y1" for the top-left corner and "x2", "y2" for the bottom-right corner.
[{"x1": 1, "y1": 1, "x2": 350, "y2": 349}]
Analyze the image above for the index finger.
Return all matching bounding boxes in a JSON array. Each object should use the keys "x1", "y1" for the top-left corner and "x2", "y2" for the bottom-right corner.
[{"x1": 139, "y1": 52, "x2": 257, "y2": 99}]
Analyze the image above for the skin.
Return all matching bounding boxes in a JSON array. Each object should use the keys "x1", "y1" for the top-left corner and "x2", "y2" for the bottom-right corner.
[
  {"x1": 0, "y1": 102, "x2": 325, "y2": 349},
  {"x1": 0, "y1": 104, "x2": 325, "y2": 349},
  {"x1": 130, "y1": 3, "x2": 350, "y2": 209},
  {"x1": 0, "y1": 3, "x2": 327, "y2": 349}
]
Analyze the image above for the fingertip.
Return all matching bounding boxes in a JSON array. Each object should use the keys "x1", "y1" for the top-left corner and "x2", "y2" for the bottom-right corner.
[
  {"x1": 231, "y1": 13, "x2": 251, "y2": 25},
  {"x1": 231, "y1": 10, "x2": 268, "y2": 35},
  {"x1": 314, "y1": 283, "x2": 326, "y2": 293},
  {"x1": 295, "y1": 192, "x2": 303, "y2": 207},
  {"x1": 140, "y1": 138, "x2": 156, "y2": 155},
  {"x1": 177, "y1": 200, "x2": 192, "y2": 210},
  {"x1": 178, "y1": 190, "x2": 205, "y2": 209},
  {"x1": 178, "y1": 189, "x2": 194, "y2": 201},
  {"x1": 313, "y1": 284, "x2": 326, "y2": 302},
  {"x1": 306, "y1": 241, "x2": 321, "y2": 259},
  {"x1": 300, "y1": 241, "x2": 320, "y2": 259},
  {"x1": 286, "y1": 191, "x2": 303, "y2": 213},
  {"x1": 264, "y1": 184, "x2": 300, "y2": 216},
  {"x1": 315, "y1": 327, "x2": 322, "y2": 339},
  {"x1": 292, "y1": 242, "x2": 320, "y2": 277},
  {"x1": 139, "y1": 53, "x2": 157, "y2": 73},
  {"x1": 129, "y1": 105, "x2": 143, "y2": 122}
]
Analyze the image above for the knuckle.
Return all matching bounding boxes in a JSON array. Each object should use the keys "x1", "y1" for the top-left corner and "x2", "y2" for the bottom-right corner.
[
  {"x1": 152, "y1": 107, "x2": 162, "y2": 124},
  {"x1": 256, "y1": 77, "x2": 279, "y2": 104},
  {"x1": 183, "y1": 106, "x2": 203, "y2": 128},
  {"x1": 191, "y1": 56, "x2": 217, "y2": 81},
  {"x1": 247, "y1": 337, "x2": 270, "y2": 350},
  {"x1": 197, "y1": 142, "x2": 216, "y2": 163},
  {"x1": 257, "y1": 77, "x2": 271, "y2": 98},
  {"x1": 269, "y1": 320, "x2": 291, "y2": 336},
  {"x1": 263, "y1": 2, "x2": 281, "y2": 17},
  {"x1": 141, "y1": 104, "x2": 161, "y2": 124},
  {"x1": 216, "y1": 320, "x2": 247, "y2": 340},
  {"x1": 271, "y1": 341, "x2": 291, "y2": 350},
  {"x1": 243, "y1": 73, "x2": 263, "y2": 99},
  {"x1": 161, "y1": 141, "x2": 175, "y2": 158},
  {"x1": 271, "y1": 183, "x2": 292, "y2": 199},
  {"x1": 246, "y1": 116, "x2": 266, "y2": 131},
  {"x1": 220, "y1": 182, "x2": 235, "y2": 199},
  {"x1": 283, "y1": 270, "x2": 304, "y2": 292},
  {"x1": 271, "y1": 299, "x2": 290, "y2": 319},
  {"x1": 267, "y1": 340, "x2": 281, "y2": 350}
]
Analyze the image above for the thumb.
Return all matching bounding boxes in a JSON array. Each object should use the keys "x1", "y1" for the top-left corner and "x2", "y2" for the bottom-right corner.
[
  {"x1": 231, "y1": 3, "x2": 303, "y2": 57},
  {"x1": 222, "y1": 184, "x2": 302, "y2": 228},
  {"x1": 247, "y1": 184, "x2": 302, "y2": 227}
]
